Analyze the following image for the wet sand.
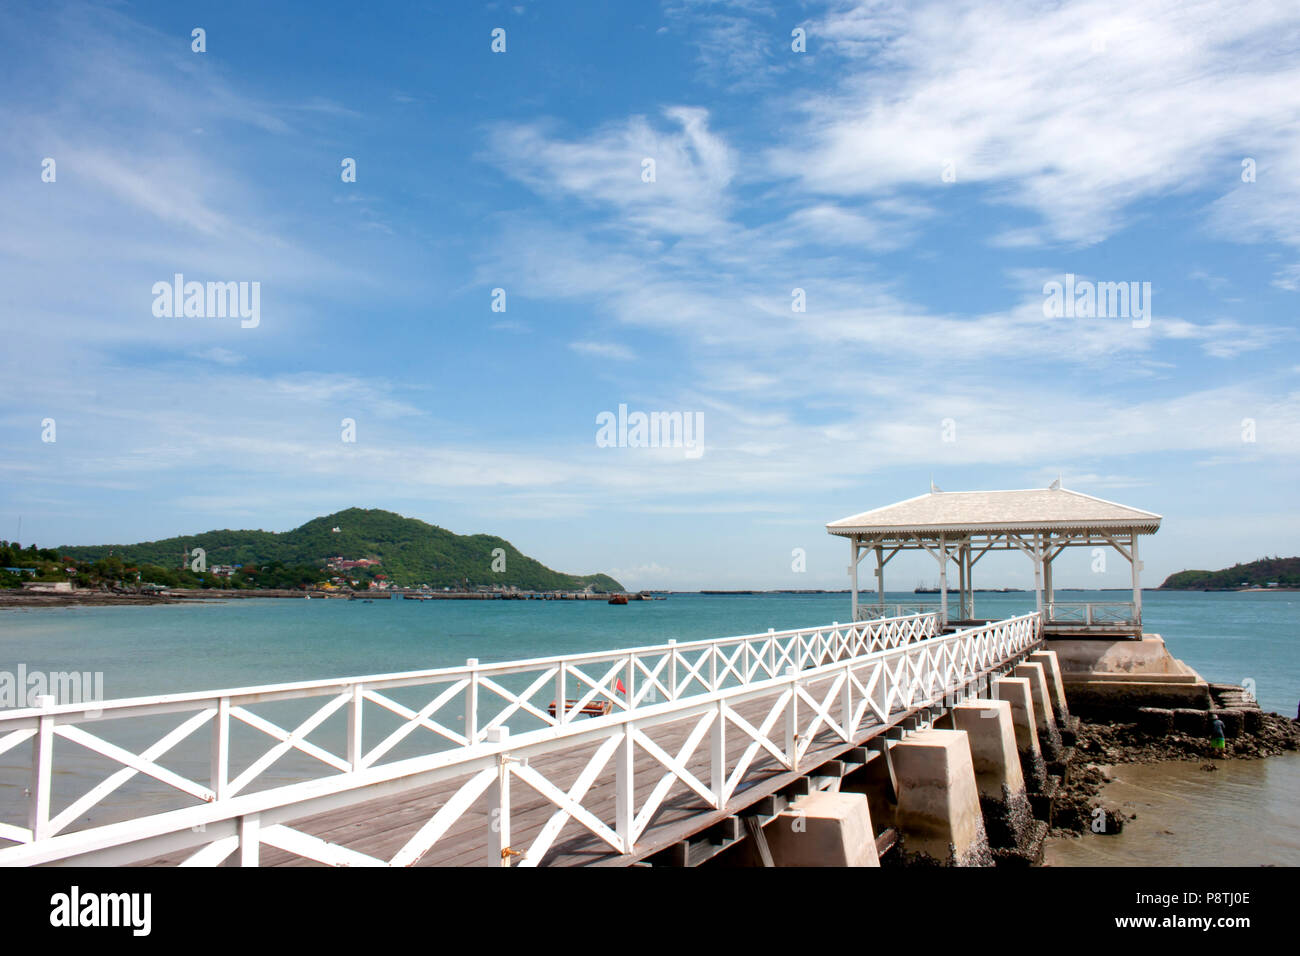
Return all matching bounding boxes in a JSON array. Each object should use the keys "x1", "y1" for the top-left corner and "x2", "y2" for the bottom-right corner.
[{"x1": 1045, "y1": 753, "x2": 1300, "y2": 866}]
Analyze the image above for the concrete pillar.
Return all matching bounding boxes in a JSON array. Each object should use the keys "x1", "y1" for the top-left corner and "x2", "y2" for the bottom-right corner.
[
  {"x1": 1013, "y1": 662, "x2": 1064, "y2": 761},
  {"x1": 952, "y1": 700, "x2": 1036, "y2": 855},
  {"x1": 891, "y1": 728, "x2": 992, "y2": 866},
  {"x1": 952, "y1": 700, "x2": 1024, "y2": 799},
  {"x1": 993, "y1": 677, "x2": 1048, "y2": 792},
  {"x1": 1028, "y1": 650, "x2": 1070, "y2": 724},
  {"x1": 764, "y1": 791, "x2": 879, "y2": 867}
]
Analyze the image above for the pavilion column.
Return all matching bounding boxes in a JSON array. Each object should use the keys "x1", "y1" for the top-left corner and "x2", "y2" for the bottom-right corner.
[
  {"x1": 1043, "y1": 537, "x2": 1054, "y2": 615},
  {"x1": 938, "y1": 536, "x2": 949, "y2": 628},
  {"x1": 850, "y1": 539, "x2": 860, "y2": 621},
  {"x1": 968, "y1": 546, "x2": 975, "y2": 619},
  {"x1": 1032, "y1": 533, "x2": 1044, "y2": 618},
  {"x1": 957, "y1": 544, "x2": 968, "y2": 621},
  {"x1": 875, "y1": 544, "x2": 885, "y2": 609},
  {"x1": 1131, "y1": 530, "x2": 1142, "y2": 627}
]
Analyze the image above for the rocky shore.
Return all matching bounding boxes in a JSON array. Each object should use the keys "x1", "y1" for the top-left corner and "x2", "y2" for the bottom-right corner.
[
  {"x1": 1050, "y1": 706, "x2": 1300, "y2": 836},
  {"x1": 0, "y1": 590, "x2": 191, "y2": 608},
  {"x1": 0, "y1": 588, "x2": 333, "y2": 608}
]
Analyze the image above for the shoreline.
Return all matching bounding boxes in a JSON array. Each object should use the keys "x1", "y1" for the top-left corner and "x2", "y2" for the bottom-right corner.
[
  {"x1": 0, "y1": 588, "x2": 643, "y2": 609},
  {"x1": 1047, "y1": 710, "x2": 1300, "y2": 843},
  {"x1": 0, "y1": 590, "x2": 195, "y2": 608}
]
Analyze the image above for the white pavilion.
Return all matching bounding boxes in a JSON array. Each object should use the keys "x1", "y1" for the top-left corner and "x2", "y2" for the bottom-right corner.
[{"x1": 826, "y1": 482, "x2": 1161, "y2": 637}]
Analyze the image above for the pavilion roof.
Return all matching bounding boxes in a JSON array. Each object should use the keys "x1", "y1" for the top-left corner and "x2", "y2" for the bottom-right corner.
[{"x1": 826, "y1": 486, "x2": 1161, "y2": 537}]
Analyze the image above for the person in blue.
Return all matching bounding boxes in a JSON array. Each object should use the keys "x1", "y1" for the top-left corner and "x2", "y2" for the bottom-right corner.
[{"x1": 1209, "y1": 714, "x2": 1226, "y2": 755}]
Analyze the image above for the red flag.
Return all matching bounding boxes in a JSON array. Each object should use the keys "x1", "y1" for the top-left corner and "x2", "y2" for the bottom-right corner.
[{"x1": 615, "y1": 678, "x2": 626, "y2": 694}]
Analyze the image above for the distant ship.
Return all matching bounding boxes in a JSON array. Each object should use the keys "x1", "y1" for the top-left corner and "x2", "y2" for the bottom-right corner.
[
  {"x1": 914, "y1": 580, "x2": 940, "y2": 593},
  {"x1": 608, "y1": 594, "x2": 629, "y2": 605}
]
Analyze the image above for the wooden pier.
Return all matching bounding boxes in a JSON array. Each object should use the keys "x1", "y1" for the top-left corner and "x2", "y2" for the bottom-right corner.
[{"x1": 0, "y1": 612, "x2": 1041, "y2": 867}]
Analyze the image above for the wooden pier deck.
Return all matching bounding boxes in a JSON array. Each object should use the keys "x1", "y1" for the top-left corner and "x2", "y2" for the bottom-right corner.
[
  {"x1": 0, "y1": 612, "x2": 1042, "y2": 868},
  {"x1": 146, "y1": 684, "x2": 899, "y2": 867}
]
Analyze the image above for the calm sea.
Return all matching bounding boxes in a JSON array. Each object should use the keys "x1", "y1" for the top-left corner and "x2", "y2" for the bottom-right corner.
[
  {"x1": 2, "y1": 590, "x2": 1296, "y2": 712},
  {"x1": 1, "y1": 589, "x2": 1296, "y2": 858}
]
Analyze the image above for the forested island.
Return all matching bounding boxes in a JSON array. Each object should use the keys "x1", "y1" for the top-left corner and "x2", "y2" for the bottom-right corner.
[
  {"x1": 1, "y1": 508, "x2": 623, "y2": 593},
  {"x1": 1159, "y1": 556, "x2": 1300, "y2": 590}
]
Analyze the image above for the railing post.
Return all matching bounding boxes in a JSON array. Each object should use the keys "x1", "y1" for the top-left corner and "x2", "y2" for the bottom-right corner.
[
  {"x1": 616, "y1": 721, "x2": 635, "y2": 853},
  {"x1": 28, "y1": 694, "x2": 55, "y2": 841},
  {"x1": 785, "y1": 667, "x2": 799, "y2": 772},
  {"x1": 210, "y1": 696, "x2": 230, "y2": 799},
  {"x1": 486, "y1": 726, "x2": 511, "y2": 866},
  {"x1": 768, "y1": 629, "x2": 776, "y2": 677},
  {"x1": 710, "y1": 699, "x2": 726, "y2": 809},
  {"x1": 841, "y1": 661, "x2": 853, "y2": 740},
  {"x1": 709, "y1": 646, "x2": 718, "y2": 692},
  {"x1": 667, "y1": 641, "x2": 678, "y2": 701},
  {"x1": 466, "y1": 659, "x2": 479, "y2": 744},
  {"x1": 347, "y1": 684, "x2": 364, "y2": 771},
  {"x1": 238, "y1": 812, "x2": 260, "y2": 867},
  {"x1": 556, "y1": 661, "x2": 567, "y2": 724},
  {"x1": 625, "y1": 654, "x2": 635, "y2": 708}
]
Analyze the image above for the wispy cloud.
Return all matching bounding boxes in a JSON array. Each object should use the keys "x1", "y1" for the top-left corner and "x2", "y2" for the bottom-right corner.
[
  {"x1": 770, "y1": 0, "x2": 1300, "y2": 246},
  {"x1": 570, "y1": 340, "x2": 635, "y2": 360},
  {"x1": 486, "y1": 107, "x2": 735, "y2": 236}
]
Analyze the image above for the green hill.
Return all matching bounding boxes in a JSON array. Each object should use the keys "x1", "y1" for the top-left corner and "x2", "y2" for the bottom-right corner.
[
  {"x1": 1159, "y1": 556, "x2": 1300, "y2": 590},
  {"x1": 57, "y1": 508, "x2": 623, "y2": 592}
]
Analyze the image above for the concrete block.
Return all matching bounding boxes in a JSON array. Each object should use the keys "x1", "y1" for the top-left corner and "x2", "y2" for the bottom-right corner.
[
  {"x1": 1028, "y1": 650, "x2": 1070, "y2": 722},
  {"x1": 1243, "y1": 709, "x2": 1264, "y2": 735},
  {"x1": 891, "y1": 729, "x2": 992, "y2": 866},
  {"x1": 1136, "y1": 706, "x2": 1175, "y2": 735},
  {"x1": 1013, "y1": 662, "x2": 1064, "y2": 762},
  {"x1": 764, "y1": 791, "x2": 880, "y2": 867},
  {"x1": 1174, "y1": 708, "x2": 1208, "y2": 735},
  {"x1": 952, "y1": 700, "x2": 1037, "y2": 854},
  {"x1": 993, "y1": 676, "x2": 1048, "y2": 792},
  {"x1": 951, "y1": 699, "x2": 1024, "y2": 800}
]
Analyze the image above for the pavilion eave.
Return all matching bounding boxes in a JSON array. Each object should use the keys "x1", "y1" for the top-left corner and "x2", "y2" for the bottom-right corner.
[{"x1": 827, "y1": 520, "x2": 1161, "y2": 537}]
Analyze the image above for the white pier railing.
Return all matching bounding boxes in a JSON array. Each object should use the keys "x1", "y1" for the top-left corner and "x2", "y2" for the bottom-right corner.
[
  {"x1": 854, "y1": 603, "x2": 943, "y2": 622},
  {"x1": 1044, "y1": 601, "x2": 1139, "y2": 626},
  {"x1": 0, "y1": 613, "x2": 938, "y2": 853},
  {"x1": 0, "y1": 612, "x2": 1044, "y2": 868}
]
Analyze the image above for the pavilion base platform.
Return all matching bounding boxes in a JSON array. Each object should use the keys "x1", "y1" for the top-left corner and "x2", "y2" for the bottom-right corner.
[
  {"x1": 1047, "y1": 634, "x2": 1212, "y2": 718},
  {"x1": 1042, "y1": 623, "x2": 1144, "y2": 640}
]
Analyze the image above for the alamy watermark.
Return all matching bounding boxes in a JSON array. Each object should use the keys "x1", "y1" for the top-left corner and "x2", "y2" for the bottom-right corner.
[
  {"x1": 152, "y1": 273, "x2": 260, "y2": 328},
  {"x1": 596, "y1": 404, "x2": 704, "y2": 458},
  {"x1": 1043, "y1": 273, "x2": 1150, "y2": 328},
  {"x1": 1, "y1": 664, "x2": 104, "y2": 717},
  {"x1": 50, "y1": 886, "x2": 150, "y2": 936}
]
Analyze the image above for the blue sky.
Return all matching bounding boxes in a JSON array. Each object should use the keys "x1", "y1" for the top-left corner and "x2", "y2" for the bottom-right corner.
[{"x1": 2, "y1": 0, "x2": 1298, "y2": 590}]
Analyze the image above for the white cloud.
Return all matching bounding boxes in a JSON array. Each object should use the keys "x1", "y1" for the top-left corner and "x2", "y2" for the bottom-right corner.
[
  {"x1": 486, "y1": 107, "x2": 735, "y2": 236},
  {"x1": 570, "y1": 340, "x2": 635, "y2": 361},
  {"x1": 770, "y1": 0, "x2": 1300, "y2": 246}
]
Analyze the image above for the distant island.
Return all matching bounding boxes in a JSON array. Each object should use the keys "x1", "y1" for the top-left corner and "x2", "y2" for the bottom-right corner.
[
  {"x1": 1159, "y1": 556, "x2": 1299, "y2": 590},
  {"x1": 1, "y1": 508, "x2": 623, "y2": 594}
]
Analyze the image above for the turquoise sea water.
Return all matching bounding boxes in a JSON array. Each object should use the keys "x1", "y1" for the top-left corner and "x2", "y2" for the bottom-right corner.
[{"x1": 1, "y1": 590, "x2": 1297, "y2": 712}]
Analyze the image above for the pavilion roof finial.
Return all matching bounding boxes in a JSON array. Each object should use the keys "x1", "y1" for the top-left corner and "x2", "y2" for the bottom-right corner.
[
  {"x1": 1049, "y1": 475, "x2": 1061, "y2": 490},
  {"x1": 930, "y1": 477, "x2": 942, "y2": 493}
]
